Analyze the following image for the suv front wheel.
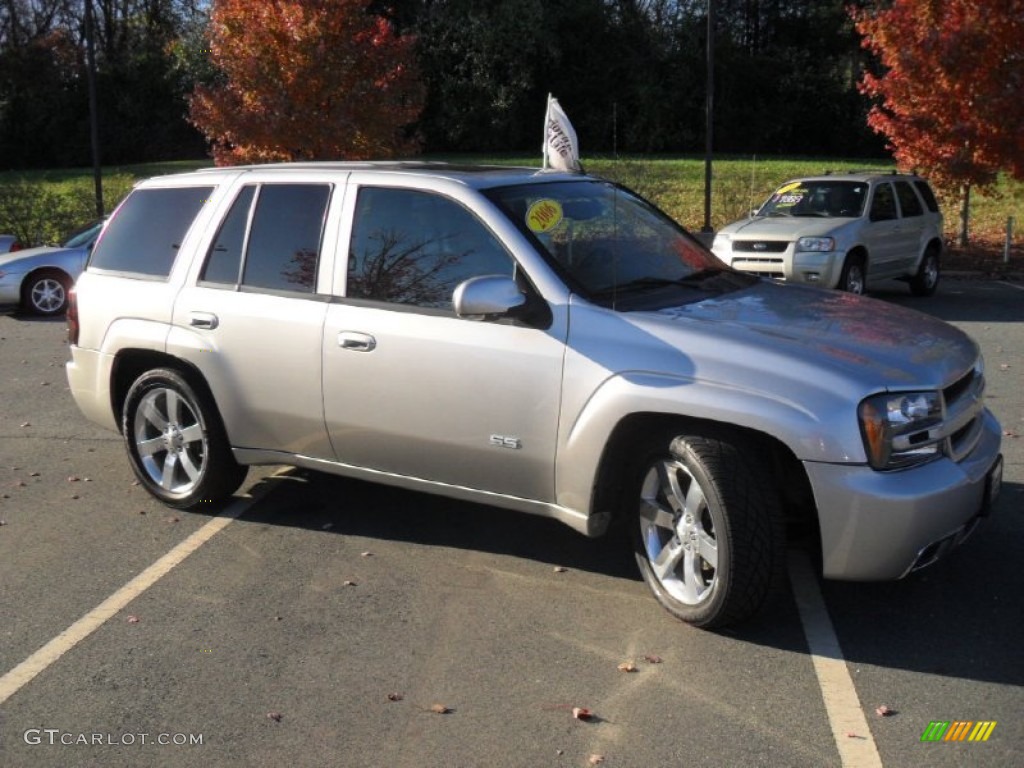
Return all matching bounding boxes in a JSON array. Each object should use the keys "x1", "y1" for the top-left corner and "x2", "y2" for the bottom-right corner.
[
  {"x1": 122, "y1": 368, "x2": 247, "y2": 508},
  {"x1": 630, "y1": 432, "x2": 785, "y2": 628}
]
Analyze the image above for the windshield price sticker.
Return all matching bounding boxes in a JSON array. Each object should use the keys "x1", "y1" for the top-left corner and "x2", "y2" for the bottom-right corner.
[{"x1": 526, "y1": 199, "x2": 563, "y2": 233}]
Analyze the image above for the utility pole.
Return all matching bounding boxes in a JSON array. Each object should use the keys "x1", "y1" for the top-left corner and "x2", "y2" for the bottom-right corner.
[
  {"x1": 85, "y1": 0, "x2": 103, "y2": 218},
  {"x1": 701, "y1": 0, "x2": 715, "y2": 238}
]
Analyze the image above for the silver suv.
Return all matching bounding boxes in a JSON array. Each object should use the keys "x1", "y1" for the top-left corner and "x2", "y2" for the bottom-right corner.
[
  {"x1": 66, "y1": 163, "x2": 1001, "y2": 628},
  {"x1": 712, "y1": 172, "x2": 943, "y2": 295}
]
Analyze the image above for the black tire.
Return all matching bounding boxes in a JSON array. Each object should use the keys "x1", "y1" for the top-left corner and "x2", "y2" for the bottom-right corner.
[
  {"x1": 909, "y1": 246, "x2": 940, "y2": 297},
  {"x1": 838, "y1": 254, "x2": 866, "y2": 295},
  {"x1": 122, "y1": 368, "x2": 247, "y2": 509},
  {"x1": 21, "y1": 269, "x2": 70, "y2": 316},
  {"x1": 629, "y1": 432, "x2": 785, "y2": 628}
]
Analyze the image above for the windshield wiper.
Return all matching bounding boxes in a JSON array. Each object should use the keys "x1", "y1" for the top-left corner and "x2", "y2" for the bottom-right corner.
[{"x1": 592, "y1": 275, "x2": 715, "y2": 298}]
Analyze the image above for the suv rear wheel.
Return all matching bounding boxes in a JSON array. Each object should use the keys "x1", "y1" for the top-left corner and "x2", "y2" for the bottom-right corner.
[
  {"x1": 909, "y1": 246, "x2": 940, "y2": 297},
  {"x1": 122, "y1": 368, "x2": 247, "y2": 508},
  {"x1": 630, "y1": 432, "x2": 785, "y2": 628}
]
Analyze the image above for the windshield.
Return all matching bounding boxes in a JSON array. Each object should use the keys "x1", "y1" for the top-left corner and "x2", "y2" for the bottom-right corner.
[
  {"x1": 757, "y1": 180, "x2": 867, "y2": 218},
  {"x1": 63, "y1": 220, "x2": 104, "y2": 249},
  {"x1": 487, "y1": 180, "x2": 752, "y2": 308}
]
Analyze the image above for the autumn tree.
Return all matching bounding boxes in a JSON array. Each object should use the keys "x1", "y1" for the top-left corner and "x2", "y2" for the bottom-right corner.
[
  {"x1": 190, "y1": 0, "x2": 424, "y2": 164},
  {"x1": 853, "y1": 0, "x2": 1024, "y2": 244}
]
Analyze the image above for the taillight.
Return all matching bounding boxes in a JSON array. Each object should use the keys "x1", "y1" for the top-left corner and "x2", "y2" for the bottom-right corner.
[{"x1": 67, "y1": 288, "x2": 79, "y2": 346}]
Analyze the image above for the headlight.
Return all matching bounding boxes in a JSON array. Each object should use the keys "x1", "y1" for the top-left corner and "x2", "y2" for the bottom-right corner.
[
  {"x1": 858, "y1": 391, "x2": 943, "y2": 470},
  {"x1": 712, "y1": 233, "x2": 732, "y2": 250},
  {"x1": 796, "y1": 237, "x2": 835, "y2": 252}
]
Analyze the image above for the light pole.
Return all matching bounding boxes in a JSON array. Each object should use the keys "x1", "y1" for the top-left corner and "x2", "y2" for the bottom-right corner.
[
  {"x1": 701, "y1": 0, "x2": 715, "y2": 237},
  {"x1": 84, "y1": 0, "x2": 103, "y2": 218}
]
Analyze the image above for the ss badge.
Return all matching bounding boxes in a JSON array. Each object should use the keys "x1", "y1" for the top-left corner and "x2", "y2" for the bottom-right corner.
[{"x1": 489, "y1": 434, "x2": 522, "y2": 450}]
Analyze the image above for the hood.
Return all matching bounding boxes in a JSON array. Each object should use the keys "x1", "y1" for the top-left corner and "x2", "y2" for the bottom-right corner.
[
  {"x1": 719, "y1": 215, "x2": 852, "y2": 241},
  {"x1": 632, "y1": 281, "x2": 976, "y2": 392},
  {"x1": 0, "y1": 245, "x2": 68, "y2": 269}
]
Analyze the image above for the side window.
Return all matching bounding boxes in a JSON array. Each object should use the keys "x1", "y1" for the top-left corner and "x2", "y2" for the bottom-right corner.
[
  {"x1": 894, "y1": 181, "x2": 923, "y2": 217},
  {"x1": 869, "y1": 183, "x2": 898, "y2": 222},
  {"x1": 90, "y1": 186, "x2": 213, "y2": 277},
  {"x1": 200, "y1": 185, "x2": 256, "y2": 285},
  {"x1": 241, "y1": 184, "x2": 331, "y2": 293},
  {"x1": 347, "y1": 187, "x2": 514, "y2": 309},
  {"x1": 914, "y1": 181, "x2": 940, "y2": 213}
]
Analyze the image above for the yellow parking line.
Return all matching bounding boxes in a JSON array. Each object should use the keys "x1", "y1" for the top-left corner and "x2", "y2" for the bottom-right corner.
[
  {"x1": 789, "y1": 552, "x2": 883, "y2": 768},
  {"x1": 0, "y1": 488, "x2": 264, "y2": 705}
]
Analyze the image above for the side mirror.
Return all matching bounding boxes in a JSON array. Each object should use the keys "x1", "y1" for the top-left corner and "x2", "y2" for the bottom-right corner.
[{"x1": 453, "y1": 275, "x2": 526, "y2": 320}]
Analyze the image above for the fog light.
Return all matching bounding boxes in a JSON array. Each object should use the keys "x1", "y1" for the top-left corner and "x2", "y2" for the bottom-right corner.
[{"x1": 805, "y1": 272, "x2": 820, "y2": 282}]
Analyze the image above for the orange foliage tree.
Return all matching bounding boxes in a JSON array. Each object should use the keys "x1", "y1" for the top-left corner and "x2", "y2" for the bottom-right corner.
[
  {"x1": 190, "y1": 0, "x2": 424, "y2": 164},
  {"x1": 852, "y1": 0, "x2": 1024, "y2": 244}
]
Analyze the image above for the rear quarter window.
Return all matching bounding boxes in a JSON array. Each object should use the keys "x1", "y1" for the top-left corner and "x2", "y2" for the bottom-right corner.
[
  {"x1": 913, "y1": 181, "x2": 940, "y2": 213},
  {"x1": 89, "y1": 186, "x2": 213, "y2": 277}
]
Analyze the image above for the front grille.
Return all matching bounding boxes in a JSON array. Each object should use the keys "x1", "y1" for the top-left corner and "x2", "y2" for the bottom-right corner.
[
  {"x1": 732, "y1": 240, "x2": 789, "y2": 253},
  {"x1": 943, "y1": 365, "x2": 985, "y2": 462}
]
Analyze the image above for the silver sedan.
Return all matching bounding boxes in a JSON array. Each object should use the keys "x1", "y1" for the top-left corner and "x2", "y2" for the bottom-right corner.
[{"x1": 0, "y1": 220, "x2": 103, "y2": 316}]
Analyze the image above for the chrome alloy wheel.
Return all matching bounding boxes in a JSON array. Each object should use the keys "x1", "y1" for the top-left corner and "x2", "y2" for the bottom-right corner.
[
  {"x1": 132, "y1": 387, "x2": 208, "y2": 494},
  {"x1": 638, "y1": 458, "x2": 719, "y2": 606}
]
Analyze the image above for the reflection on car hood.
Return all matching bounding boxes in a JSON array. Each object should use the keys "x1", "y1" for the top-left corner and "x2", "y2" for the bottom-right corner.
[
  {"x1": 636, "y1": 282, "x2": 976, "y2": 390},
  {"x1": 718, "y1": 216, "x2": 851, "y2": 240}
]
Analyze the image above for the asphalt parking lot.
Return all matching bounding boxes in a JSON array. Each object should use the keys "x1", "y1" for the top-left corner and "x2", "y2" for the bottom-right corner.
[{"x1": 1, "y1": 278, "x2": 1021, "y2": 768}]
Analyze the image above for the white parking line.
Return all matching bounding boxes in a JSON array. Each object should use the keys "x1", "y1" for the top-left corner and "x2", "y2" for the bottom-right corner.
[
  {"x1": 789, "y1": 552, "x2": 883, "y2": 768},
  {"x1": 997, "y1": 281, "x2": 1023, "y2": 291},
  {"x1": 0, "y1": 490, "x2": 262, "y2": 706}
]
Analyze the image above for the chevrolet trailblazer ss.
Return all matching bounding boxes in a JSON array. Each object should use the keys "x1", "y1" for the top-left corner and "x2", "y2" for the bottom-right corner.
[{"x1": 66, "y1": 163, "x2": 1003, "y2": 628}]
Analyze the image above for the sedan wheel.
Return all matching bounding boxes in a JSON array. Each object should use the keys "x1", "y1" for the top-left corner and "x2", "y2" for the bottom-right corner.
[
  {"x1": 123, "y1": 368, "x2": 247, "y2": 508},
  {"x1": 23, "y1": 271, "x2": 70, "y2": 315},
  {"x1": 631, "y1": 433, "x2": 784, "y2": 628}
]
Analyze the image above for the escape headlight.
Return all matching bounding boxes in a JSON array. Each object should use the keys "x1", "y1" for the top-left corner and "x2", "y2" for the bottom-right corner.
[{"x1": 796, "y1": 236, "x2": 835, "y2": 252}]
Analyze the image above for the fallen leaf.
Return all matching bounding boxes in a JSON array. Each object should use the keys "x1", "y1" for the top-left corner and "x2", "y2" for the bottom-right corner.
[
  {"x1": 387, "y1": 692, "x2": 404, "y2": 702},
  {"x1": 617, "y1": 661, "x2": 637, "y2": 673},
  {"x1": 875, "y1": 705, "x2": 893, "y2": 717},
  {"x1": 361, "y1": 551, "x2": 373, "y2": 557},
  {"x1": 167, "y1": 516, "x2": 180, "y2": 523},
  {"x1": 29, "y1": 471, "x2": 40, "y2": 477},
  {"x1": 1003, "y1": 430, "x2": 1019, "y2": 438},
  {"x1": 13, "y1": 480, "x2": 26, "y2": 488},
  {"x1": 343, "y1": 580, "x2": 358, "y2": 587},
  {"x1": 430, "y1": 703, "x2": 451, "y2": 714},
  {"x1": 126, "y1": 615, "x2": 140, "y2": 624},
  {"x1": 0, "y1": 520, "x2": 7, "y2": 526},
  {"x1": 588, "y1": 755, "x2": 605, "y2": 765},
  {"x1": 999, "y1": 363, "x2": 1011, "y2": 371},
  {"x1": 19, "y1": 422, "x2": 30, "y2": 428},
  {"x1": 138, "y1": 510, "x2": 146, "y2": 515},
  {"x1": 67, "y1": 476, "x2": 80, "y2": 482},
  {"x1": 572, "y1": 707, "x2": 593, "y2": 721},
  {"x1": 70, "y1": 494, "x2": 80, "y2": 500},
  {"x1": 267, "y1": 712, "x2": 282, "y2": 722},
  {"x1": 553, "y1": 566, "x2": 568, "y2": 573},
  {"x1": 845, "y1": 732, "x2": 865, "y2": 739},
  {"x1": 643, "y1": 654, "x2": 663, "y2": 664}
]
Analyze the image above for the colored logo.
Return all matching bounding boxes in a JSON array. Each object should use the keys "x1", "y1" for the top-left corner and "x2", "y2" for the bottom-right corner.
[
  {"x1": 920, "y1": 721, "x2": 997, "y2": 742},
  {"x1": 526, "y1": 199, "x2": 563, "y2": 233}
]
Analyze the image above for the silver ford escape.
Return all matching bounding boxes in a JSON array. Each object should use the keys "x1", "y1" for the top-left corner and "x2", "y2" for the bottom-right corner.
[
  {"x1": 66, "y1": 163, "x2": 1002, "y2": 628},
  {"x1": 712, "y1": 172, "x2": 943, "y2": 295}
]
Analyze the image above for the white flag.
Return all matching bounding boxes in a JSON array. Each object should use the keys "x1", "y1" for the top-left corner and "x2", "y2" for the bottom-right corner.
[{"x1": 543, "y1": 95, "x2": 581, "y2": 172}]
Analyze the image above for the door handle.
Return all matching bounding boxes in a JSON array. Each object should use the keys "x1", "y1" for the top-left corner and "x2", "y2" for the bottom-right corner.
[
  {"x1": 190, "y1": 312, "x2": 219, "y2": 330},
  {"x1": 337, "y1": 331, "x2": 376, "y2": 352}
]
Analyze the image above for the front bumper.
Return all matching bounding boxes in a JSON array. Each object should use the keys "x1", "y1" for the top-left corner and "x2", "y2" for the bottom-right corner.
[
  {"x1": 715, "y1": 242, "x2": 846, "y2": 288},
  {"x1": 807, "y1": 408, "x2": 1002, "y2": 581}
]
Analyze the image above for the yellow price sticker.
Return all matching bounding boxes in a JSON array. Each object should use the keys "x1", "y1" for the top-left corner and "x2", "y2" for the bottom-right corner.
[{"x1": 526, "y1": 199, "x2": 563, "y2": 233}]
